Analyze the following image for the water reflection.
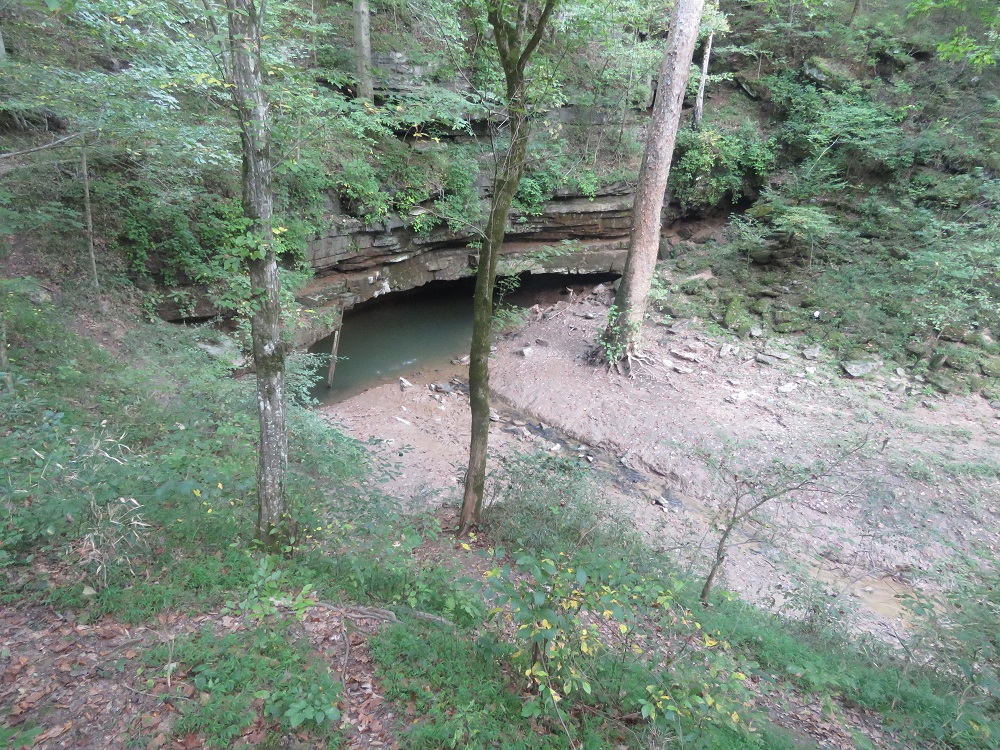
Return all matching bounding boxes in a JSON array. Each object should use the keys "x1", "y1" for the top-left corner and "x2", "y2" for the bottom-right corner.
[
  {"x1": 308, "y1": 273, "x2": 617, "y2": 404},
  {"x1": 309, "y1": 285, "x2": 474, "y2": 404}
]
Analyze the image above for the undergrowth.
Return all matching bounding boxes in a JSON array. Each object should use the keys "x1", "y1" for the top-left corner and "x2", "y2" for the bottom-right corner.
[
  {"x1": 146, "y1": 623, "x2": 343, "y2": 747},
  {"x1": 2, "y1": 283, "x2": 998, "y2": 749}
]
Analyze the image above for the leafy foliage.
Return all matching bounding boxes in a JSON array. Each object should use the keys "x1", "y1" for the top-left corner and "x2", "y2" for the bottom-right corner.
[
  {"x1": 2, "y1": 2, "x2": 1000, "y2": 748},
  {"x1": 150, "y1": 622, "x2": 342, "y2": 745},
  {"x1": 909, "y1": 0, "x2": 1000, "y2": 67},
  {"x1": 671, "y1": 122, "x2": 777, "y2": 210},
  {"x1": 372, "y1": 619, "x2": 577, "y2": 750}
]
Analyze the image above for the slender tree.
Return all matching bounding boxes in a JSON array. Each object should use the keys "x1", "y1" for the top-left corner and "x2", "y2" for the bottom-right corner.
[
  {"x1": 0, "y1": 304, "x2": 12, "y2": 394},
  {"x1": 354, "y1": 0, "x2": 374, "y2": 100},
  {"x1": 693, "y1": 5, "x2": 728, "y2": 129},
  {"x1": 692, "y1": 30, "x2": 712, "y2": 129},
  {"x1": 848, "y1": 0, "x2": 863, "y2": 28},
  {"x1": 80, "y1": 135, "x2": 99, "y2": 291},
  {"x1": 215, "y1": 0, "x2": 289, "y2": 550},
  {"x1": 602, "y1": 0, "x2": 705, "y2": 368},
  {"x1": 458, "y1": 0, "x2": 557, "y2": 536}
]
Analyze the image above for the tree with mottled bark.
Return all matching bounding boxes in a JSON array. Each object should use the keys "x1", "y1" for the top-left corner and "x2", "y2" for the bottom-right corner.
[
  {"x1": 458, "y1": 0, "x2": 557, "y2": 536},
  {"x1": 0, "y1": 304, "x2": 12, "y2": 394},
  {"x1": 0, "y1": 0, "x2": 10, "y2": 64},
  {"x1": 354, "y1": 0, "x2": 373, "y2": 100},
  {"x1": 214, "y1": 0, "x2": 290, "y2": 550},
  {"x1": 602, "y1": 0, "x2": 705, "y2": 368},
  {"x1": 80, "y1": 135, "x2": 99, "y2": 291}
]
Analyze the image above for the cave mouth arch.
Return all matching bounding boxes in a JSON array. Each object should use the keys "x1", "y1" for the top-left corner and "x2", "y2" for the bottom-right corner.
[{"x1": 308, "y1": 271, "x2": 619, "y2": 403}]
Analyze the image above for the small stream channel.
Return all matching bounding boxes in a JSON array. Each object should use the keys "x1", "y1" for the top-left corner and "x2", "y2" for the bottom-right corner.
[{"x1": 308, "y1": 273, "x2": 616, "y2": 404}]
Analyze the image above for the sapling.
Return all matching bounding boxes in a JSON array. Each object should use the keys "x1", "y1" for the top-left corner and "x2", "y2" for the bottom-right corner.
[{"x1": 700, "y1": 436, "x2": 869, "y2": 605}]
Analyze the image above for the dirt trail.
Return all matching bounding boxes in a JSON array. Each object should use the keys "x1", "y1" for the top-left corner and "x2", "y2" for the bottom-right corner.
[{"x1": 328, "y1": 289, "x2": 1000, "y2": 637}]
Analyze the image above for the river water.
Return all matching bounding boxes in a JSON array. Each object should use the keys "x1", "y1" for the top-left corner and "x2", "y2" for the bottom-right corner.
[
  {"x1": 309, "y1": 282, "x2": 475, "y2": 404},
  {"x1": 308, "y1": 274, "x2": 616, "y2": 404}
]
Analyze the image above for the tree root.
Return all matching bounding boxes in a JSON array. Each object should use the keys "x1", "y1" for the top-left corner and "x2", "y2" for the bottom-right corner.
[{"x1": 309, "y1": 601, "x2": 455, "y2": 629}]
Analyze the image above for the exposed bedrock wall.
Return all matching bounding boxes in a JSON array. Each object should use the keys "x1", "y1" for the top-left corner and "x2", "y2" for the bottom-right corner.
[
  {"x1": 156, "y1": 183, "x2": 728, "y2": 351},
  {"x1": 293, "y1": 188, "x2": 642, "y2": 347}
]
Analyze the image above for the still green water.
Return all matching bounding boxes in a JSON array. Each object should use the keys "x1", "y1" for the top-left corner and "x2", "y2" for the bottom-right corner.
[
  {"x1": 309, "y1": 288, "x2": 474, "y2": 404},
  {"x1": 309, "y1": 274, "x2": 615, "y2": 404}
]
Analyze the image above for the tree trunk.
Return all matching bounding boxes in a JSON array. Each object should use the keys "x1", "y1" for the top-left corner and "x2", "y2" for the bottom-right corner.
[
  {"x1": 459, "y1": 105, "x2": 529, "y2": 535},
  {"x1": 326, "y1": 329, "x2": 340, "y2": 387},
  {"x1": 0, "y1": 26, "x2": 7, "y2": 63},
  {"x1": 0, "y1": 307, "x2": 13, "y2": 394},
  {"x1": 603, "y1": 0, "x2": 705, "y2": 364},
  {"x1": 693, "y1": 30, "x2": 713, "y2": 130},
  {"x1": 458, "y1": 0, "x2": 556, "y2": 536},
  {"x1": 80, "y1": 136, "x2": 99, "y2": 291},
  {"x1": 848, "y1": 0, "x2": 862, "y2": 28},
  {"x1": 700, "y1": 522, "x2": 733, "y2": 604},
  {"x1": 226, "y1": 0, "x2": 289, "y2": 551},
  {"x1": 354, "y1": 0, "x2": 373, "y2": 101}
]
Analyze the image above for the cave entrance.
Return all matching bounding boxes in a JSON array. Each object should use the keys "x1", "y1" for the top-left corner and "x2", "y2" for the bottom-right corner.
[{"x1": 308, "y1": 272, "x2": 618, "y2": 403}]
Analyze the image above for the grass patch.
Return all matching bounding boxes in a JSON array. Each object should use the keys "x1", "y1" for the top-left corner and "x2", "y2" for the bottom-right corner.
[
  {"x1": 0, "y1": 281, "x2": 377, "y2": 620},
  {"x1": 371, "y1": 620, "x2": 578, "y2": 750},
  {"x1": 692, "y1": 592, "x2": 999, "y2": 750},
  {"x1": 470, "y1": 452, "x2": 1000, "y2": 750},
  {"x1": 4, "y1": 283, "x2": 998, "y2": 750}
]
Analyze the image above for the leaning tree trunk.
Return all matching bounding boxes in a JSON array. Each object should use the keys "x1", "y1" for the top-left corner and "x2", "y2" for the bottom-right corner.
[
  {"x1": 354, "y1": 0, "x2": 373, "y2": 101},
  {"x1": 848, "y1": 0, "x2": 862, "y2": 28},
  {"x1": 603, "y1": 0, "x2": 705, "y2": 366},
  {"x1": 0, "y1": 26, "x2": 7, "y2": 63},
  {"x1": 458, "y1": 0, "x2": 556, "y2": 536},
  {"x1": 693, "y1": 30, "x2": 713, "y2": 129},
  {"x1": 226, "y1": 0, "x2": 289, "y2": 551}
]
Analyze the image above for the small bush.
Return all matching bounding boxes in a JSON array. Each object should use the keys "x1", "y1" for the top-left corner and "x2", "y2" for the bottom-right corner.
[
  {"x1": 482, "y1": 452, "x2": 638, "y2": 559},
  {"x1": 671, "y1": 123, "x2": 777, "y2": 211}
]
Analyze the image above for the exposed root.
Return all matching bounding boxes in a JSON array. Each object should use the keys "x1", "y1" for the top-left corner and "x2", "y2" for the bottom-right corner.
[
  {"x1": 309, "y1": 601, "x2": 455, "y2": 628},
  {"x1": 590, "y1": 344, "x2": 666, "y2": 382}
]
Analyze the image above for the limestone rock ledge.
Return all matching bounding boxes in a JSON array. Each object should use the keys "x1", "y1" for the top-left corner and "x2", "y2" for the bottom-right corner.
[
  {"x1": 156, "y1": 187, "x2": 645, "y2": 348},
  {"x1": 294, "y1": 189, "x2": 638, "y2": 346}
]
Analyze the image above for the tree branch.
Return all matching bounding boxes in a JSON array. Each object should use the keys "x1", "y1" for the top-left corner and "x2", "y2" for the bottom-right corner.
[
  {"x1": 0, "y1": 132, "x2": 82, "y2": 161},
  {"x1": 487, "y1": 6, "x2": 514, "y2": 67},
  {"x1": 518, "y1": 0, "x2": 557, "y2": 71}
]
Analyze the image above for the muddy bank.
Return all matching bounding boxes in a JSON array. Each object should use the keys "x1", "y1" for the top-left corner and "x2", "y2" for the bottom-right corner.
[{"x1": 325, "y1": 290, "x2": 1000, "y2": 637}]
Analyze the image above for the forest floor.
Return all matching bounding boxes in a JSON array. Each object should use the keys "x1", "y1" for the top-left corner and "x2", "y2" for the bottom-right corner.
[
  {"x1": 327, "y1": 285, "x2": 1000, "y2": 640},
  {"x1": 1, "y1": 601, "x2": 406, "y2": 750}
]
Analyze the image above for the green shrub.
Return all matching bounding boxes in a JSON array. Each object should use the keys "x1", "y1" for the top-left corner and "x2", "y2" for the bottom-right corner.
[
  {"x1": 766, "y1": 74, "x2": 913, "y2": 174},
  {"x1": 671, "y1": 123, "x2": 777, "y2": 210},
  {"x1": 482, "y1": 452, "x2": 638, "y2": 559}
]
